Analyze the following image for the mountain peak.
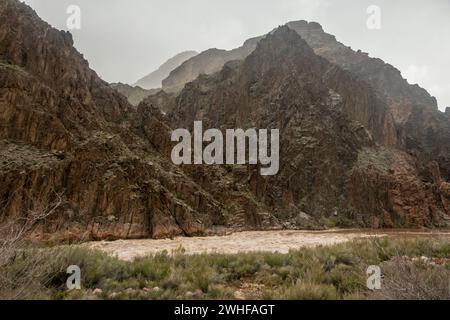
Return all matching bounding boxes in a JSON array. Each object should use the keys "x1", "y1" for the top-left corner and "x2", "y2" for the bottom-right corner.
[
  {"x1": 244, "y1": 24, "x2": 320, "y2": 74},
  {"x1": 286, "y1": 20, "x2": 324, "y2": 32},
  {"x1": 259, "y1": 24, "x2": 314, "y2": 53}
]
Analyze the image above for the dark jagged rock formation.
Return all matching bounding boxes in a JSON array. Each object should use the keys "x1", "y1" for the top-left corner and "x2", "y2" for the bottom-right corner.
[
  {"x1": 0, "y1": 0, "x2": 228, "y2": 241},
  {"x1": 162, "y1": 26, "x2": 450, "y2": 228},
  {"x1": 135, "y1": 51, "x2": 198, "y2": 89},
  {"x1": 164, "y1": 20, "x2": 450, "y2": 182},
  {"x1": 286, "y1": 21, "x2": 450, "y2": 182}
]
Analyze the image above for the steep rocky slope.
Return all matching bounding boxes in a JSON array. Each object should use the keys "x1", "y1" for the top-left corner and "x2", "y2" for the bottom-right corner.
[
  {"x1": 0, "y1": 0, "x2": 231, "y2": 240},
  {"x1": 163, "y1": 20, "x2": 450, "y2": 180},
  {"x1": 286, "y1": 21, "x2": 450, "y2": 181},
  {"x1": 162, "y1": 26, "x2": 450, "y2": 228},
  {"x1": 135, "y1": 51, "x2": 198, "y2": 89}
]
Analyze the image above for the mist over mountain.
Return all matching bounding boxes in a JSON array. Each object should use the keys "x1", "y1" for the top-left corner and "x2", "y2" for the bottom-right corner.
[
  {"x1": 162, "y1": 38, "x2": 260, "y2": 93},
  {"x1": 134, "y1": 51, "x2": 198, "y2": 89},
  {"x1": 110, "y1": 83, "x2": 159, "y2": 106}
]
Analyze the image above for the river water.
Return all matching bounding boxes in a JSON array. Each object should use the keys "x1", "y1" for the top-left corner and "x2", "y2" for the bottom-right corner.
[{"x1": 87, "y1": 229, "x2": 450, "y2": 261}]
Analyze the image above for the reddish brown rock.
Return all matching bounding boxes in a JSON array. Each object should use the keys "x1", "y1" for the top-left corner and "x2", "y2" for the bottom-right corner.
[
  {"x1": 0, "y1": 0, "x2": 228, "y2": 241},
  {"x1": 347, "y1": 149, "x2": 449, "y2": 228},
  {"x1": 163, "y1": 26, "x2": 449, "y2": 229},
  {"x1": 164, "y1": 19, "x2": 450, "y2": 181}
]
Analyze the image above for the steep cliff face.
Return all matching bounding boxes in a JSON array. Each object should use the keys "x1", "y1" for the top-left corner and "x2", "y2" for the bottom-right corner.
[
  {"x1": 286, "y1": 21, "x2": 450, "y2": 181},
  {"x1": 164, "y1": 26, "x2": 449, "y2": 228},
  {"x1": 163, "y1": 19, "x2": 450, "y2": 182},
  {"x1": 348, "y1": 149, "x2": 450, "y2": 228},
  {"x1": 0, "y1": 0, "x2": 230, "y2": 241}
]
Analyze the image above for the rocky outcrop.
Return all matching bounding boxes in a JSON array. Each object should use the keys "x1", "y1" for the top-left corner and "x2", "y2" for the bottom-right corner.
[
  {"x1": 135, "y1": 51, "x2": 198, "y2": 89},
  {"x1": 347, "y1": 148, "x2": 450, "y2": 227},
  {"x1": 140, "y1": 90, "x2": 177, "y2": 115},
  {"x1": 110, "y1": 83, "x2": 158, "y2": 107}
]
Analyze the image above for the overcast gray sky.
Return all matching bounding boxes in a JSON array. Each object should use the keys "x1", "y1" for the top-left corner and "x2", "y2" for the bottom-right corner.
[{"x1": 23, "y1": 0, "x2": 450, "y2": 110}]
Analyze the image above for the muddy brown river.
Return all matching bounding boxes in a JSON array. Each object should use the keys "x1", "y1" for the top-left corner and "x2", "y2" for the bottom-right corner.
[{"x1": 88, "y1": 229, "x2": 450, "y2": 261}]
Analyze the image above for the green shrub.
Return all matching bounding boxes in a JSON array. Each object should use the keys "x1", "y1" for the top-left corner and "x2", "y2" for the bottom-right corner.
[{"x1": 2, "y1": 238, "x2": 450, "y2": 300}]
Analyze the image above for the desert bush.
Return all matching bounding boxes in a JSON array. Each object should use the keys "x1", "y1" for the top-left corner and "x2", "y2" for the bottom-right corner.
[
  {"x1": 0, "y1": 194, "x2": 71, "y2": 299},
  {"x1": 369, "y1": 256, "x2": 450, "y2": 300},
  {"x1": 273, "y1": 282, "x2": 339, "y2": 300}
]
